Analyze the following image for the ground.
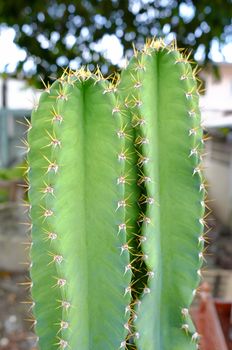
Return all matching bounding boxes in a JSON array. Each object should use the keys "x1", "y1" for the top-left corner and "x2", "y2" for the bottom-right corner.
[{"x1": 0, "y1": 272, "x2": 36, "y2": 350}]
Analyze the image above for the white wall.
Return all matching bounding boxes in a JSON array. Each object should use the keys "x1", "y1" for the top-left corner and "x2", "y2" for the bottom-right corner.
[
  {"x1": 0, "y1": 78, "x2": 40, "y2": 110},
  {"x1": 204, "y1": 141, "x2": 232, "y2": 227},
  {"x1": 200, "y1": 64, "x2": 232, "y2": 112}
]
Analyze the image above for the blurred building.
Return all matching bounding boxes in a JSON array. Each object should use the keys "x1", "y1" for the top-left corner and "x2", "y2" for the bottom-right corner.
[
  {"x1": 201, "y1": 64, "x2": 232, "y2": 128},
  {"x1": 201, "y1": 64, "x2": 232, "y2": 230},
  {"x1": 0, "y1": 78, "x2": 40, "y2": 167}
]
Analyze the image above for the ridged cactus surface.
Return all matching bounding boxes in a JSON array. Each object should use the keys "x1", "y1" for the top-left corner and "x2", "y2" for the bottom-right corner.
[
  {"x1": 118, "y1": 41, "x2": 205, "y2": 350},
  {"x1": 27, "y1": 75, "x2": 133, "y2": 349},
  {"x1": 26, "y1": 39, "x2": 206, "y2": 350}
]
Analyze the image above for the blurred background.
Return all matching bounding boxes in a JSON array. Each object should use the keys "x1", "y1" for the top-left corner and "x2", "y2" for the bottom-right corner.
[{"x1": 0, "y1": 1, "x2": 232, "y2": 349}]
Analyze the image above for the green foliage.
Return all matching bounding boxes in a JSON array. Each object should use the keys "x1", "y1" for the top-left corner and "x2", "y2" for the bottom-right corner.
[
  {"x1": 0, "y1": 0, "x2": 231, "y2": 86},
  {"x1": 0, "y1": 162, "x2": 26, "y2": 201},
  {"x1": 0, "y1": 161, "x2": 25, "y2": 180},
  {"x1": 27, "y1": 39, "x2": 206, "y2": 350}
]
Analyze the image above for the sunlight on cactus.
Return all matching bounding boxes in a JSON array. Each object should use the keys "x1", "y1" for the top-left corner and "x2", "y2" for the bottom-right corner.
[{"x1": 25, "y1": 38, "x2": 206, "y2": 350}]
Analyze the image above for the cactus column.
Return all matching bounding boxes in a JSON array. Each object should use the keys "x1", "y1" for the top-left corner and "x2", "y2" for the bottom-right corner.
[
  {"x1": 118, "y1": 39, "x2": 205, "y2": 350},
  {"x1": 28, "y1": 73, "x2": 134, "y2": 350}
]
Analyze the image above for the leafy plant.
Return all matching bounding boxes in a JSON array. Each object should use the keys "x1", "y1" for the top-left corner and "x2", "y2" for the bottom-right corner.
[
  {"x1": 26, "y1": 39, "x2": 206, "y2": 350},
  {"x1": 0, "y1": 162, "x2": 26, "y2": 202},
  {"x1": 1, "y1": 0, "x2": 231, "y2": 86},
  {"x1": 0, "y1": 161, "x2": 26, "y2": 180}
]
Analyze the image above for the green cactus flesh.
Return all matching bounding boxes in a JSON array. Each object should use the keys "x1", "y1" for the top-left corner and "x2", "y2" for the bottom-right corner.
[
  {"x1": 28, "y1": 75, "x2": 133, "y2": 349},
  {"x1": 118, "y1": 41, "x2": 205, "y2": 350},
  {"x1": 27, "y1": 40, "x2": 205, "y2": 350}
]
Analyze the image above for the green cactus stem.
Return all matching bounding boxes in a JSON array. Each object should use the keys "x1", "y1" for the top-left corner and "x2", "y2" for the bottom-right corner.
[
  {"x1": 27, "y1": 72, "x2": 133, "y2": 350},
  {"x1": 118, "y1": 38, "x2": 205, "y2": 350},
  {"x1": 26, "y1": 39, "x2": 206, "y2": 350}
]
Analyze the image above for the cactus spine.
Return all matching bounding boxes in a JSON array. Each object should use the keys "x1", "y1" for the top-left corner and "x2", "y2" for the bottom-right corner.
[{"x1": 26, "y1": 39, "x2": 206, "y2": 350}]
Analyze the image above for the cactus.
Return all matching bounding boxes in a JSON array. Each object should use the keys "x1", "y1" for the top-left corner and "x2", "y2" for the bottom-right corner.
[{"x1": 26, "y1": 39, "x2": 206, "y2": 350}]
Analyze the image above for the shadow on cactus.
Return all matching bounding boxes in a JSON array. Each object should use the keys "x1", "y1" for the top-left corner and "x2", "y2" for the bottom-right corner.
[{"x1": 25, "y1": 38, "x2": 207, "y2": 350}]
